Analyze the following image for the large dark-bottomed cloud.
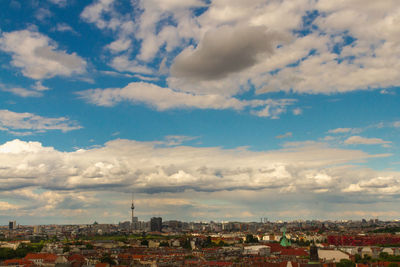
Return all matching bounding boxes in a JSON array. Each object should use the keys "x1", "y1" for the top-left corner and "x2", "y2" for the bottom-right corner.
[{"x1": 171, "y1": 25, "x2": 289, "y2": 80}]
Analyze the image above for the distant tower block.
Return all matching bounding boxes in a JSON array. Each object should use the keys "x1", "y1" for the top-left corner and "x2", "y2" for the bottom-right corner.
[{"x1": 8, "y1": 221, "x2": 16, "y2": 230}]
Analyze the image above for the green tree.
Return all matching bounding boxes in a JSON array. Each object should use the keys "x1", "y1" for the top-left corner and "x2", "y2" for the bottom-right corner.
[
  {"x1": 159, "y1": 241, "x2": 169, "y2": 247},
  {"x1": 140, "y1": 239, "x2": 149, "y2": 246},
  {"x1": 336, "y1": 259, "x2": 355, "y2": 267},
  {"x1": 181, "y1": 238, "x2": 191, "y2": 249},
  {"x1": 245, "y1": 234, "x2": 258, "y2": 243},
  {"x1": 355, "y1": 254, "x2": 362, "y2": 263},
  {"x1": 203, "y1": 236, "x2": 213, "y2": 247},
  {"x1": 115, "y1": 236, "x2": 127, "y2": 243},
  {"x1": 357, "y1": 254, "x2": 372, "y2": 264},
  {"x1": 63, "y1": 245, "x2": 70, "y2": 253},
  {"x1": 100, "y1": 254, "x2": 115, "y2": 265},
  {"x1": 380, "y1": 252, "x2": 390, "y2": 259},
  {"x1": 0, "y1": 244, "x2": 43, "y2": 260}
]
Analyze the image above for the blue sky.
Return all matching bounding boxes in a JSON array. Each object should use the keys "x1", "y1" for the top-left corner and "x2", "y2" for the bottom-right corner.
[{"x1": 0, "y1": 0, "x2": 400, "y2": 224}]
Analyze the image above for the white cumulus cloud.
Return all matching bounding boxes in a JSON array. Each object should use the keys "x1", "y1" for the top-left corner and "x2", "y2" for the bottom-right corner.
[
  {"x1": 78, "y1": 82, "x2": 296, "y2": 118},
  {"x1": 344, "y1": 136, "x2": 392, "y2": 145},
  {"x1": 0, "y1": 29, "x2": 87, "y2": 80},
  {"x1": 0, "y1": 110, "x2": 82, "y2": 135}
]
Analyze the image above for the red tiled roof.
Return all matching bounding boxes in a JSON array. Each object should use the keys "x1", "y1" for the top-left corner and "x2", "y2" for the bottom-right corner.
[
  {"x1": 279, "y1": 248, "x2": 309, "y2": 256},
  {"x1": 328, "y1": 234, "x2": 400, "y2": 246},
  {"x1": 268, "y1": 243, "x2": 285, "y2": 252},
  {"x1": 117, "y1": 254, "x2": 132, "y2": 260},
  {"x1": 205, "y1": 261, "x2": 233, "y2": 266},
  {"x1": 25, "y1": 253, "x2": 44, "y2": 260},
  {"x1": 132, "y1": 255, "x2": 145, "y2": 260},
  {"x1": 370, "y1": 261, "x2": 394, "y2": 267},
  {"x1": 25, "y1": 253, "x2": 57, "y2": 262},
  {"x1": 185, "y1": 260, "x2": 202, "y2": 264},
  {"x1": 3, "y1": 258, "x2": 32, "y2": 267},
  {"x1": 260, "y1": 263, "x2": 281, "y2": 267},
  {"x1": 68, "y1": 254, "x2": 85, "y2": 262},
  {"x1": 202, "y1": 247, "x2": 220, "y2": 251}
]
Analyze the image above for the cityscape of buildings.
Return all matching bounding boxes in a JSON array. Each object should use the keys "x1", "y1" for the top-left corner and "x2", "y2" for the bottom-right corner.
[{"x1": 1, "y1": 200, "x2": 400, "y2": 266}]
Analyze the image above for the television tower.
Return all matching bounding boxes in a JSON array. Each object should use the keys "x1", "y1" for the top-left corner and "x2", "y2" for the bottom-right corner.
[{"x1": 131, "y1": 192, "x2": 135, "y2": 227}]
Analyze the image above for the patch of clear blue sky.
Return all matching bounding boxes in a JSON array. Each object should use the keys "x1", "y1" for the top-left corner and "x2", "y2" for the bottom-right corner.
[{"x1": 293, "y1": 9, "x2": 320, "y2": 37}]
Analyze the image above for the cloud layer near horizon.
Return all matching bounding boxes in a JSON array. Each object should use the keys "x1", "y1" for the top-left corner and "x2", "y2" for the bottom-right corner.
[{"x1": 0, "y1": 138, "x2": 398, "y2": 222}]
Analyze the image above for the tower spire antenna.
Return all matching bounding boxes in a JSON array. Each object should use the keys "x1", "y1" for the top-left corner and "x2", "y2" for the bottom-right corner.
[{"x1": 131, "y1": 192, "x2": 135, "y2": 232}]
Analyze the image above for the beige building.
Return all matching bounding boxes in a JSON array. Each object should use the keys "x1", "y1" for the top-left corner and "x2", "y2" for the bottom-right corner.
[{"x1": 318, "y1": 249, "x2": 350, "y2": 263}]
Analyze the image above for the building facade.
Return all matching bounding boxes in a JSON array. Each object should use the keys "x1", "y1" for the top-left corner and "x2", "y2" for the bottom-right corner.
[{"x1": 150, "y1": 217, "x2": 162, "y2": 232}]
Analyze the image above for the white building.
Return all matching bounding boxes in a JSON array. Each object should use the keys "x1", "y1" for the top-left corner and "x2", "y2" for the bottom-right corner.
[
  {"x1": 243, "y1": 245, "x2": 271, "y2": 256},
  {"x1": 318, "y1": 249, "x2": 350, "y2": 263}
]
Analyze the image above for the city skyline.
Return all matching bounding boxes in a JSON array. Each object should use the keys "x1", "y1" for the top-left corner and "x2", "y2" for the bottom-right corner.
[
  {"x1": 1, "y1": 216, "x2": 396, "y2": 228},
  {"x1": 0, "y1": 0, "x2": 400, "y2": 224}
]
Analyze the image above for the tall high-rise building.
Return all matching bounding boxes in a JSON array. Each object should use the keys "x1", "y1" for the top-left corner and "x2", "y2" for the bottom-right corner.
[
  {"x1": 8, "y1": 221, "x2": 16, "y2": 230},
  {"x1": 150, "y1": 217, "x2": 162, "y2": 232},
  {"x1": 33, "y1": 225, "x2": 42, "y2": 234}
]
